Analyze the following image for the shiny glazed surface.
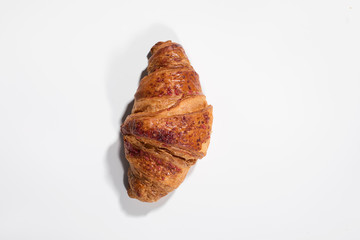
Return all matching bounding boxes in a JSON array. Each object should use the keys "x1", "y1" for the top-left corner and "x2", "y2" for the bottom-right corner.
[{"x1": 121, "y1": 41, "x2": 213, "y2": 202}]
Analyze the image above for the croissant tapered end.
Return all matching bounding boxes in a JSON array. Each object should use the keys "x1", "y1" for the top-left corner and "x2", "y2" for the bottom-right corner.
[
  {"x1": 121, "y1": 41, "x2": 212, "y2": 202},
  {"x1": 147, "y1": 41, "x2": 192, "y2": 74},
  {"x1": 150, "y1": 40, "x2": 173, "y2": 55}
]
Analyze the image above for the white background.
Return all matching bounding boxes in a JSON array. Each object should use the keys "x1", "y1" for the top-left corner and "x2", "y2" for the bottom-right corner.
[{"x1": 0, "y1": 0, "x2": 359, "y2": 239}]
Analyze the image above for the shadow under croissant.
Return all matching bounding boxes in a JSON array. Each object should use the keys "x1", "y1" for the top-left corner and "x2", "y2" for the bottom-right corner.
[{"x1": 105, "y1": 25, "x2": 180, "y2": 215}]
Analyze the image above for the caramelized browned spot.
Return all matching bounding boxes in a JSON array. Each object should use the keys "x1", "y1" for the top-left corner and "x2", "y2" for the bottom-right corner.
[
  {"x1": 125, "y1": 141, "x2": 182, "y2": 181},
  {"x1": 123, "y1": 106, "x2": 212, "y2": 152},
  {"x1": 135, "y1": 69, "x2": 203, "y2": 99}
]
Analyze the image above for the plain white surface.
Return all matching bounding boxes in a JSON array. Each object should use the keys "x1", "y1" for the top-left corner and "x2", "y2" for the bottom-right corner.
[{"x1": 1, "y1": 0, "x2": 360, "y2": 239}]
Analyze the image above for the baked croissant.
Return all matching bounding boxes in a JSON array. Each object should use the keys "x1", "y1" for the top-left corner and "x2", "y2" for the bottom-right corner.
[{"x1": 121, "y1": 41, "x2": 213, "y2": 202}]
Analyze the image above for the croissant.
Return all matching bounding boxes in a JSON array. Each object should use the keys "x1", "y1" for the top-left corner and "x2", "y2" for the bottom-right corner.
[{"x1": 121, "y1": 41, "x2": 213, "y2": 202}]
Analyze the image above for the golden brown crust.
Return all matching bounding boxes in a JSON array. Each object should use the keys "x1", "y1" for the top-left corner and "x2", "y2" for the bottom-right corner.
[
  {"x1": 121, "y1": 41, "x2": 213, "y2": 202},
  {"x1": 135, "y1": 68, "x2": 202, "y2": 100},
  {"x1": 148, "y1": 42, "x2": 191, "y2": 73},
  {"x1": 122, "y1": 106, "x2": 213, "y2": 158}
]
